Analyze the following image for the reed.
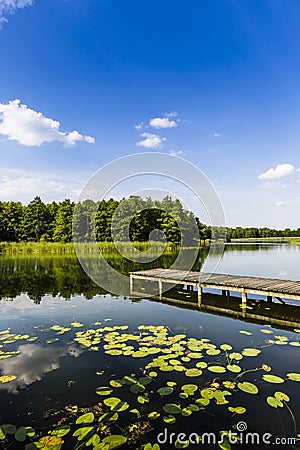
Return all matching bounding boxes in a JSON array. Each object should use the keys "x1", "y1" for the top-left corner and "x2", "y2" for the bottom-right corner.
[{"x1": 0, "y1": 241, "x2": 182, "y2": 255}]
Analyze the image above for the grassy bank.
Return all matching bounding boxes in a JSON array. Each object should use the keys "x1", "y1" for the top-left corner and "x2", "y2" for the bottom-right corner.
[
  {"x1": 230, "y1": 237, "x2": 300, "y2": 243},
  {"x1": 0, "y1": 241, "x2": 183, "y2": 255}
]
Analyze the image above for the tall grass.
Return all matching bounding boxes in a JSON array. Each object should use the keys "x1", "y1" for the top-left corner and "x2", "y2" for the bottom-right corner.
[{"x1": 0, "y1": 241, "x2": 182, "y2": 255}]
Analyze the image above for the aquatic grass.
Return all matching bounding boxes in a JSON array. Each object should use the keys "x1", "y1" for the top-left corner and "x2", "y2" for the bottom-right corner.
[{"x1": 0, "y1": 241, "x2": 182, "y2": 255}]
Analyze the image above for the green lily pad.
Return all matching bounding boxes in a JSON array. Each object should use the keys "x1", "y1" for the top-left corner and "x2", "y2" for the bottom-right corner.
[
  {"x1": 174, "y1": 439, "x2": 189, "y2": 448},
  {"x1": 242, "y1": 348, "x2": 261, "y2": 357},
  {"x1": 185, "y1": 368, "x2": 202, "y2": 377},
  {"x1": 144, "y1": 444, "x2": 160, "y2": 450},
  {"x1": 226, "y1": 364, "x2": 241, "y2": 373},
  {"x1": 220, "y1": 344, "x2": 232, "y2": 351},
  {"x1": 196, "y1": 361, "x2": 207, "y2": 369},
  {"x1": 163, "y1": 415, "x2": 176, "y2": 424},
  {"x1": 148, "y1": 411, "x2": 160, "y2": 419},
  {"x1": 73, "y1": 426, "x2": 94, "y2": 441},
  {"x1": 137, "y1": 395, "x2": 149, "y2": 404},
  {"x1": 274, "y1": 391, "x2": 290, "y2": 401},
  {"x1": 157, "y1": 387, "x2": 174, "y2": 396},
  {"x1": 228, "y1": 406, "x2": 246, "y2": 414},
  {"x1": 229, "y1": 352, "x2": 243, "y2": 361},
  {"x1": 262, "y1": 374, "x2": 285, "y2": 384},
  {"x1": 237, "y1": 381, "x2": 259, "y2": 394},
  {"x1": 163, "y1": 403, "x2": 181, "y2": 414},
  {"x1": 102, "y1": 435, "x2": 127, "y2": 449},
  {"x1": 50, "y1": 426, "x2": 71, "y2": 438},
  {"x1": 181, "y1": 384, "x2": 198, "y2": 395},
  {"x1": 76, "y1": 413, "x2": 94, "y2": 424},
  {"x1": 208, "y1": 366, "x2": 226, "y2": 373},
  {"x1": 286, "y1": 372, "x2": 300, "y2": 381},
  {"x1": 110, "y1": 380, "x2": 123, "y2": 388},
  {"x1": 15, "y1": 427, "x2": 35, "y2": 442},
  {"x1": 267, "y1": 396, "x2": 283, "y2": 408},
  {"x1": 96, "y1": 386, "x2": 113, "y2": 396}
]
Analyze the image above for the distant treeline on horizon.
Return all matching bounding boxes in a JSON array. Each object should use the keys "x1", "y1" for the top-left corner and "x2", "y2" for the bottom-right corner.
[{"x1": 0, "y1": 196, "x2": 299, "y2": 244}]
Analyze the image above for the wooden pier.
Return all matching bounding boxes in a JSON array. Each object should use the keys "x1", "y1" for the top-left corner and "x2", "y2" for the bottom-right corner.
[{"x1": 129, "y1": 268, "x2": 300, "y2": 306}]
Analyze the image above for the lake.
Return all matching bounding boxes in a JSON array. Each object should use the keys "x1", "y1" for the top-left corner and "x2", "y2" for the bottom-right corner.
[{"x1": 0, "y1": 243, "x2": 300, "y2": 449}]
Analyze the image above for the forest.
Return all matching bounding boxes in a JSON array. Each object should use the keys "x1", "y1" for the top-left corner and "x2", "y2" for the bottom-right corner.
[{"x1": 0, "y1": 196, "x2": 299, "y2": 245}]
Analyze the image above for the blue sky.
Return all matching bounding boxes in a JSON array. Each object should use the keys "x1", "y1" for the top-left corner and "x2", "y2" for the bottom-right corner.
[{"x1": 0, "y1": 0, "x2": 300, "y2": 228}]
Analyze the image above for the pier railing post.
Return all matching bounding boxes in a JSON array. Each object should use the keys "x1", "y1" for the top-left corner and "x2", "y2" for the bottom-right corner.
[
  {"x1": 241, "y1": 290, "x2": 247, "y2": 307},
  {"x1": 130, "y1": 275, "x2": 134, "y2": 294},
  {"x1": 158, "y1": 279, "x2": 163, "y2": 299},
  {"x1": 198, "y1": 285, "x2": 202, "y2": 306}
]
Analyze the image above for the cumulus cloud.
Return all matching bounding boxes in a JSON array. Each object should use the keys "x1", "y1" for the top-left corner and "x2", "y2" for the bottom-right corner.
[
  {"x1": 136, "y1": 132, "x2": 166, "y2": 149},
  {"x1": 213, "y1": 133, "x2": 221, "y2": 138},
  {"x1": 276, "y1": 201, "x2": 285, "y2": 206},
  {"x1": 0, "y1": 343, "x2": 83, "y2": 393},
  {"x1": 258, "y1": 163, "x2": 295, "y2": 180},
  {"x1": 0, "y1": 99, "x2": 95, "y2": 146},
  {"x1": 149, "y1": 116, "x2": 177, "y2": 129},
  {"x1": 169, "y1": 149, "x2": 183, "y2": 156},
  {"x1": 0, "y1": 0, "x2": 34, "y2": 25},
  {"x1": 134, "y1": 122, "x2": 143, "y2": 130},
  {"x1": 0, "y1": 168, "x2": 81, "y2": 202}
]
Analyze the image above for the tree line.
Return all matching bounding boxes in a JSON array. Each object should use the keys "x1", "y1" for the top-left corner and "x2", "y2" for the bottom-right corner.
[
  {"x1": 0, "y1": 196, "x2": 299, "y2": 244},
  {"x1": 0, "y1": 195, "x2": 211, "y2": 245}
]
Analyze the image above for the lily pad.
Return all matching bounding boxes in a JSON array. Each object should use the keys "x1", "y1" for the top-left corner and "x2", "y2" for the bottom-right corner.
[
  {"x1": 163, "y1": 403, "x2": 182, "y2": 414},
  {"x1": 185, "y1": 368, "x2": 202, "y2": 377},
  {"x1": 267, "y1": 396, "x2": 283, "y2": 408},
  {"x1": 207, "y1": 366, "x2": 226, "y2": 373},
  {"x1": 163, "y1": 415, "x2": 176, "y2": 424},
  {"x1": 137, "y1": 395, "x2": 149, "y2": 404},
  {"x1": 0, "y1": 375, "x2": 17, "y2": 383},
  {"x1": 226, "y1": 364, "x2": 241, "y2": 373},
  {"x1": 262, "y1": 374, "x2": 285, "y2": 384},
  {"x1": 228, "y1": 406, "x2": 246, "y2": 414},
  {"x1": 237, "y1": 381, "x2": 259, "y2": 394},
  {"x1": 96, "y1": 386, "x2": 113, "y2": 396},
  {"x1": 102, "y1": 435, "x2": 127, "y2": 449},
  {"x1": 157, "y1": 387, "x2": 174, "y2": 396},
  {"x1": 286, "y1": 372, "x2": 300, "y2": 382}
]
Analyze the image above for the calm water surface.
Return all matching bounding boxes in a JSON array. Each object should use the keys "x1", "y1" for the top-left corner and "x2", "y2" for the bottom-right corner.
[{"x1": 0, "y1": 244, "x2": 299, "y2": 449}]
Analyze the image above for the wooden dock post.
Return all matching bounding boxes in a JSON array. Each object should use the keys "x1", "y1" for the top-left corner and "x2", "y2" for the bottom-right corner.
[
  {"x1": 158, "y1": 279, "x2": 163, "y2": 299},
  {"x1": 198, "y1": 285, "x2": 202, "y2": 305},
  {"x1": 241, "y1": 290, "x2": 247, "y2": 307},
  {"x1": 267, "y1": 295, "x2": 273, "y2": 303},
  {"x1": 130, "y1": 275, "x2": 134, "y2": 294},
  {"x1": 222, "y1": 289, "x2": 227, "y2": 296}
]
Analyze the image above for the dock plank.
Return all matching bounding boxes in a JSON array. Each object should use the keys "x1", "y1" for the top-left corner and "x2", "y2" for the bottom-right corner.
[{"x1": 130, "y1": 269, "x2": 300, "y2": 301}]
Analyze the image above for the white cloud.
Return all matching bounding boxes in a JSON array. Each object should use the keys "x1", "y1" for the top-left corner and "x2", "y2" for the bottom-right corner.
[
  {"x1": 0, "y1": 168, "x2": 81, "y2": 202},
  {"x1": 149, "y1": 117, "x2": 177, "y2": 129},
  {"x1": 296, "y1": 168, "x2": 300, "y2": 172},
  {"x1": 169, "y1": 149, "x2": 183, "y2": 156},
  {"x1": 134, "y1": 122, "x2": 143, "y2": 130},
  {"x1": 0, "y1": 99, "x2": 95, "y2": 146},
  {"x1": 276, "y1": 201, "x2": 285, "y2": 206},
  {"x1": 258, "y1": 163, "x2": 294, "y2": 180},
  {"x1": 136, "y1": 132, "x2": 166, "y2": 149},
  {"x1": 213, "y1": 133, "x2": 221, "y2": 138},
  {"x1": 0, "y1": 343, "x2": 82, "y2": 393},
  {"x1": 0, "y1": 0, "x2": 34, "y2": 25}
]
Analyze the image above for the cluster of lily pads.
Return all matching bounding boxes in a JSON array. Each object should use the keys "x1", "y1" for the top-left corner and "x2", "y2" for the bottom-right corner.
[{"x1": 0, "y1": 322, "x2": 300, "y2": 449}]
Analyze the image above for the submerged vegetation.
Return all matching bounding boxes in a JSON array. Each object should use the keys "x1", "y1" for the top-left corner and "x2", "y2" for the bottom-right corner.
[{"x1": 0, "y1": 321, "x2": 299, "y2": 449}]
